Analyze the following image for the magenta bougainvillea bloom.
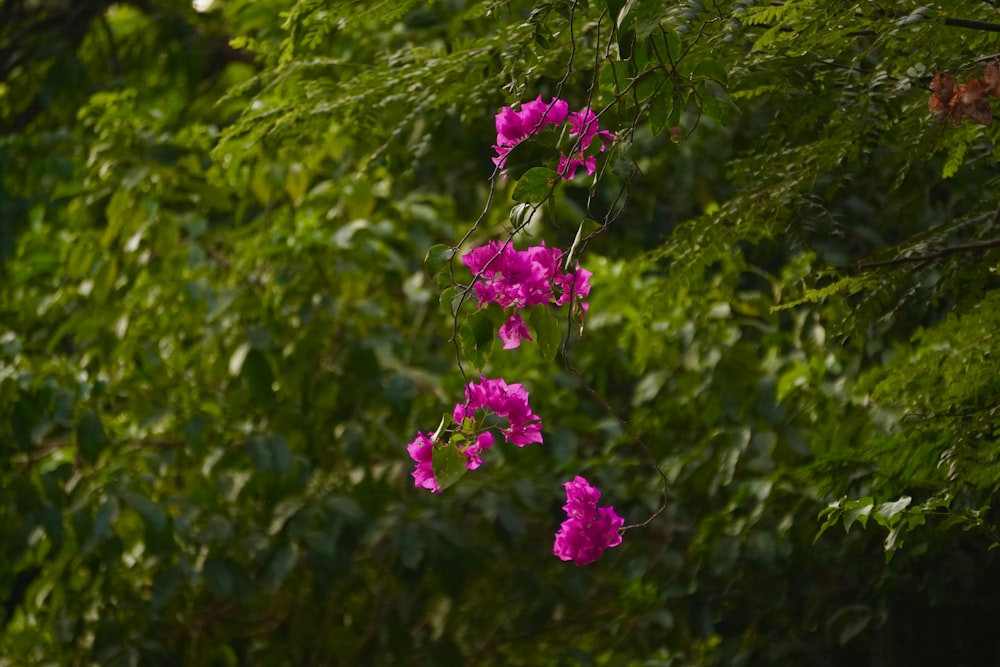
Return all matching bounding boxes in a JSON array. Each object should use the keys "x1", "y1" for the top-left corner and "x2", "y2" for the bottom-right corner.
[
  {"x1": 553, "y1": 476, "x2": 624, "y2": 565},
  {"x1": 406, "y1": 429, "x2": 495, "y2": 493},
  {"x1": 553, "y1": 264, "x2": 592, "y2": 309},
  {"x1": 499, "y1": 312, "x2": 532, "y2": 349},
  {"x1": 493, "y1": 96, "x2": 569, "y2": 171},
  {"x1": 558, "y1": 108, "x2": 616, "y2": 179},
  {"x1": 569, "y1": 108, "x2": 616, "y2": 147},
  {"x1": 453, "y1": 377, "x2": 543, "y2": 447},
  {"x1": 407, "y1": 378, "x2": 542, "y2": 492},
  {"x1": 406, "y1": 431, "x2": 441, "y2": 493},
  {"x1": 463, "y1": 431, "x2": 495, "y2": 470},
  {"x1": 461, "y1": 241, "x2": 592, "y2": 349},
  {"x1": 462, "y1": 241, "x2": 561, "y2": 308},
  {"x1": 492, "y1": 97, "x2": 614, "y2": 179}
]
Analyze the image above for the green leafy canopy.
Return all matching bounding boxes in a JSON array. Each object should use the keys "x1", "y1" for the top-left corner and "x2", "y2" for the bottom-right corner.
[{"x1": 4, "y1": 0, "x2": 1000, "y2": 664}]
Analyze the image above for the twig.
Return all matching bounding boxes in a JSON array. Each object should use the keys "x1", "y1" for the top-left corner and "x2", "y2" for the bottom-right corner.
[
  {"x1": 857, "y1": 238, "x2": 1000, "y2": 269},
  {"x1": 559, "y1": 355, "x2": 670, "y2": 532},
  {"x1": 944, "y1": 17, "x2": 1000, "y2": 33}
]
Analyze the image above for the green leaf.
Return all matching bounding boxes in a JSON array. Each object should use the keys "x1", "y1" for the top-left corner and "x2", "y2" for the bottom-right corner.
[
  {"x1": 91, "y1": 257, "x2": 117, "y2": 302},
  {"x1": 842, "y1": 497, "x2": 874, "y2": 533},
  {"x1": 424, "y1": 243, "x2": 454, "y2": 279},
  {"x1": 692, "y1": 58, "x2": 728, "y2": 85},
  {"x1": 75, "y1": 409, "x2": 106, "y2": 464},
  {"x1": 565, "y1": 218, "x2": 602, "y2": 268},
  {"x1": 525, "y1": 306, "x2": 562, "y2": 361},
  {"x1": 509, "y1": 203, "x2": 533, "y2": 228},
  {"x1": 432, "y1": 442, "x2": 467, "y2": 491},
  {"x1": 38, "y1": 504, "x2": 65, "y2": 548},
  {"x1": 884, "y1": 526, "x2": 903, "y2": 561},
  {"x1": 151, "y1": 566, "x2": 182, "y2": 610},
  {"x1": 634, "y1": 36, "x2": 656, "y2": 71},
  {"x1": 121, "y1": 491, "x2": 167, "y2": 534},
  {"x1": 203, "y1": 556, "x2": 233, "y2": 598},
  {"x1": 511, "y1": 167, "x2": 560, "y2": 204},
  {"x1": 943, "y1": 138, "x2": 968, "y2": 179},
  {"x1": 285, "y1": 163, "x2": 309, "y2": 200},
  {"x1": 815, "y1": 498, "x2": 844, "y2": 542},
  {"x1": 651, "y1": 23, "x2": 680, "y2": 63},
  {"x1": 241, "y1": 349, "x2": 274, "y2": 401},
  {"x1": 246, "y1": 434, "x2": 291, "y2": 473},
  {"x1": 229, "y1": 342, "x2": 251, "y2": 376},
  {"x1": 269, "y1": 434, "x2": 293, "y2": 472},
  {"x1": 199, "y1": 515, "x2": 234, "y2": 545},
  {"x1": 598, "y1": 60, "x2": 631, "y2": 108},
  {"x1": 459, "y1": 308, "x2": 495, "y2": 370},
  {"x1": 648, "y1": 84, "x2": 675, "y2": 136},
  {"x1": 263, "y1": 543, "x2": 298, "y2": 591},
  {"x1": 617, "y1": 28, "x2": 636, "y2": 60},
  {"x1": 829, "y1": 605, "x2": 873, "y2": 645},
  {"x1": 636, "y1": 71, "x2": 669, "y2": 104},
  {"x1": 696, "y1": 82, "x2": 736, "y2": 125},
  {"x1": 439, "y1": 286, "x2": 458, "y2": 318},
  {"x1": 874, "y1": 496, "x2": 911, "y2": 528},
  {"x1": 483, "y1": 301, "x2": 508, "y2": 328},
  {"x1": 776, "y1": 361, "x2": 810, "y2": 403},
  {"x1": 615, "y1": 0, "x2": 636, "y2": 28},
  {"x1": 605, "y1": 0, "x2": 626, "y2": 24}
]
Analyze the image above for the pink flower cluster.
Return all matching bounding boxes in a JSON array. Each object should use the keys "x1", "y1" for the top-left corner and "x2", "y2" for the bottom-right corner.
[
  {"x1": 452, "y1": 377, "x2": 543, "y2": 447},
  {"x1": 462, "y1": 241, "x2": 592, "y2": 349},
  {"x1": 406, "y1": 432, "x2": 444, "y2": 493},
  {"x1": 406, "y1": 430, "x2": 495, "y2": 494},
  {"x1": 492, "y1": 96, "x2": 615, "y2": 179},
  {"x1": 553, "y1": 476, "x2": 625, "y2": 566},
  {"x1": 407, "y1": 377, "x2": 542, "y2": 493},
  {"x1": 406, "y1": 102, "x2": 627, "y2": 565}
]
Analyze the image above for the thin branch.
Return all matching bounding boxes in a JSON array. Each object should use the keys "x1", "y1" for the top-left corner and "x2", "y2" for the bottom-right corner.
[
  {"x1": 857, "y1": 238, "x2": 1000, "y2": 269},
  {"x1": 559, "y1": 354, "x2": 670, "y2": 532},
  {"x1": 943, "y1": 17, "x2": 1000, "y2": 32}
]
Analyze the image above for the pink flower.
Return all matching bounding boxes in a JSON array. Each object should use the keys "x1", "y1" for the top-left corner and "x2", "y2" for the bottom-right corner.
[
  {"x1": 499, "y1": 313, "x2": 532, "y2": 349},
  {"x1": 567, "y1": 108, "x2": 615, "y2": 150},
  {"x1": 461, "y1": 240, "x2": 502, "y2": 276},
  {"x1": 408, "y1": 378, "x2": 542, "y2": 492},
  {"x1": 453, "y1": 377, "x2": 543, "y2": 447},
  {"x1": 495, "y1": 106, "x2": 528, "y2": 148},
  {"x1": 557, "y1": 108, "x2": 615, "y2": 179},
  {"x1": 519, "y1": 96, "x2": 569, "y2": 132},
  {"x1": 553, "y1": 476, "x2": 624, "y2": 565},
  {"x1": 557, "y1": 154, "x2": 597, "y2": 180},
  {"x1": 492, "y1": 96, "x2": 570, "y2": 171},
  {"x1": 462, "y1": 431, "x2": 494, "y2": 470},
  {"x1": 406, "y1": 432, "x2": 441, "y2": 493},
  {"x1": 554, "y1": 265, "x2": 592, "y2": 306},
  {"x1": 503, "y1": 413, "x2": 543, "y2": 447},
  {"x1": 406, "y1": 428, "x2": 496, "y2": 492},
  {"x1": 461, "y1": 241, "x2": 561, "y2": 309},
  {"x1": 460, "y1": 242, "x2": 591, "y2": 347},
  {"x1": 491, "y1": 98, "x2": 614, "y2": 179}
]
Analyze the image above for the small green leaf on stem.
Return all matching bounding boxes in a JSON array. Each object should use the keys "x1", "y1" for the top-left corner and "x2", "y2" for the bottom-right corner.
[
  {"x1": 512, "y1": 167, "x2": 561, "y2": 204},
  {"x1": 432, "y1": 442, "x2": 467, "y2": 491},
  {"x1": 526, "y1": 306, "x2": 562, "y2": 361},
  {"x1": 425, "y1": 244, "x2": 455, "y2": 279}
]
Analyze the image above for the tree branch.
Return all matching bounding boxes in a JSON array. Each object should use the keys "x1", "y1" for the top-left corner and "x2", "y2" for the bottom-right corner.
[
  {"x1": 944, "y1": 17, "x2": 1000, "y2": 33},
  {"x1": 858, "y1": 238, "x2": 1000, "y2": 269}
]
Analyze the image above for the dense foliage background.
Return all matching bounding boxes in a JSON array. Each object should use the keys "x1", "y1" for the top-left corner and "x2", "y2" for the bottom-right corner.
[{"x1": 3, "y1": 0, "x2": 1000, "y2": 664}]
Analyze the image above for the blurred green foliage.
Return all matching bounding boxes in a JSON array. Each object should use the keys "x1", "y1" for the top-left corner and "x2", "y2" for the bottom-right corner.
[{"x1": 3, "y1": 0, "x2": 1000, "y2": 665}]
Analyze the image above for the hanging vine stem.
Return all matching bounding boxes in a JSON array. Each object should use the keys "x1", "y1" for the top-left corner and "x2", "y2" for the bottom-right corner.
[
  {"x1": 558, "y1": 338, "x2": 671, "y2": 532},
  {"x1": 441, "y1": 0, "x2": 589, "y2": 398},
  {"x1": 434, "y1": 2, "x2": 688, "y2": 534}
]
